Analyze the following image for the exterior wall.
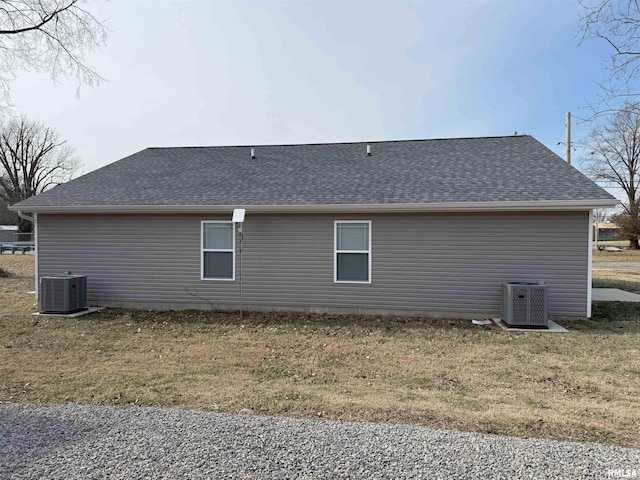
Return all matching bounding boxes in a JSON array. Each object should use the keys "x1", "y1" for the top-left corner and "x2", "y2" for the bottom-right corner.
[
  {"x1": 0, "y1": 229, "x2": 17, "y2": 243},
  {"x1": 36, "y1": 211, "x2": 590, "y2": 318},
  {"x1": 596, "y1": 228, "x2": 619, "y2": 241}
]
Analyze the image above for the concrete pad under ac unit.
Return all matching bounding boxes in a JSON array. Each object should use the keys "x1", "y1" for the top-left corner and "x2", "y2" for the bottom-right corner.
[
  {"x1": 492, "y1": 318, "x2": 569, "y2": 333},
  {"x1": 32, "y1": 307, "x2": 105, "y2": 318}
]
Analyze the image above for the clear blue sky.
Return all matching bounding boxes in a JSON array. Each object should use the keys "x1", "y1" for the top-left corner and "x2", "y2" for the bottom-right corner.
[{"x1": 9, "y1": 0, "x2": 612, "y2": 175}]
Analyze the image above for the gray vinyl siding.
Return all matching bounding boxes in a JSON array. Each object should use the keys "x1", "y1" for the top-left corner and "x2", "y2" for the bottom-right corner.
[{"x1": 36, "y1": 212, "x2": 590, "y2": 318}]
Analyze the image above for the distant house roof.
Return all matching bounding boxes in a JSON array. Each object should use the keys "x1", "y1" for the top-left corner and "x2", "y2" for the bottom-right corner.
[
  {"x1": 596, "y1": 222, "x2": 619, "y2": 228},
  {"x1": 11, "y1": 135, "x2": 618, "y2": 214}
]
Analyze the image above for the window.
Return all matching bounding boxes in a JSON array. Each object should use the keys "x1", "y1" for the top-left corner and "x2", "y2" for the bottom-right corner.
[
  {"x1": 335, "y1": 221, "x2": 371, "y2": 283},
  {"x1": 202, "y1": 221, "x2": 235, "y2": 280}
]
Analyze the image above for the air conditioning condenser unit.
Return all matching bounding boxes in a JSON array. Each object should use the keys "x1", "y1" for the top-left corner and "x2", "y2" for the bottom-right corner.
[
  {"x1": 40, "y1": 274, "x2": 87, "y2": 314},
  {"x1": 503, "y1": 281, "x2": 548, "y2": 329}
]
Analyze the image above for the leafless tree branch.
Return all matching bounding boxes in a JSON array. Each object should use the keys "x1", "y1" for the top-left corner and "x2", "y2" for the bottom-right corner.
[
  {"x1": 579, "y1": 0, "x2": 640, "y2": 117},
  {"x1": 581, "y1": 102, "x2": 640, "y2": 247},
  {"x1": 0, "y1": 115, "x2": 79, "y2": 230},
  {"x1": 0, "y1": 0, "x2": 108, "y2": 110}
]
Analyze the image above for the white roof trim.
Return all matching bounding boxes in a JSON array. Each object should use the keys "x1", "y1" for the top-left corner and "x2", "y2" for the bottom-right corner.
[{"x1": 11, "y1": 199, "x2": 620, "y2": 214}]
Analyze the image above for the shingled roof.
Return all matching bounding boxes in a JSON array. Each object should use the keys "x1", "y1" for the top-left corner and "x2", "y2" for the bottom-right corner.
[{"x1": 11, "y1": 135, "x2": 617, "y2": 213}]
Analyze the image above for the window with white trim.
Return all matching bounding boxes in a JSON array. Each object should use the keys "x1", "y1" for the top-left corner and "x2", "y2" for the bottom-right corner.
[
  {"x1": 335, "y1": 221, "x2": 371, "y2": 283},
  {"x1": 202, "y1": 221, "x2": 235, "y2": 280}
]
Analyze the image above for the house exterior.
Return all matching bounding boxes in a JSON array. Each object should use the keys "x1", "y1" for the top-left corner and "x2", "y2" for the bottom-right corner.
[
  {"x1": 11, "y1": 136, "x2": 618, "y2": 319},
  {"x1": 594, "y1": 222, "x2": 620, "y2": 242},
  {"x1": 0, "y1": 225, "x2": 18, "y2": 243}
]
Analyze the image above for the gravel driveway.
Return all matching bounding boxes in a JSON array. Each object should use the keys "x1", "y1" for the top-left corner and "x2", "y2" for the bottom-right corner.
[{"x1": 1, "y1": 404, "x2": 639, "y2": 479}]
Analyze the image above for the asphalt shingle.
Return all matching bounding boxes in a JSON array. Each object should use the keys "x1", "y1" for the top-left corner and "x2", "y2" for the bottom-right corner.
[{"x1": 12, "y1": 136, "x2": 616, "y2": 209}]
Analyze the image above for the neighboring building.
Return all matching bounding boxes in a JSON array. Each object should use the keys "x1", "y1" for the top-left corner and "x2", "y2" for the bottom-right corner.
[
  {"x1": 11, "y1": 136, "x2": 618, "y2": 319},
  {"x1": 594, "y1": 222, "x2": 620, "y2": 241},
  {"x1": 0, "y1": 225, "x2": 18, "y2": 243}
]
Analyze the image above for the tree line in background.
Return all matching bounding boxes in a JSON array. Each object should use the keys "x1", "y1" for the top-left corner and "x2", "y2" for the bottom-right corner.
[
  {"x1": 582, "y1": 104, "x2": 640, "y2": 249},
  {"x1": 0, "y1": 0, "x2": 107, "y2": 231},
  {"x1": 0, "y1": 116, "x2": 78, "y2": 232},
  {"x1": 580, "y1": 1, "x2": 640, "y2": 249}
]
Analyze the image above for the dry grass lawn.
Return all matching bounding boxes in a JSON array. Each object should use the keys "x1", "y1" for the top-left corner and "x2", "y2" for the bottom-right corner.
[
  {"x1": 1, "y1": 255, "x2": 639, "y2": 448},
  {"x1": 593, "y1": 244, "x2": 640, "y2": 263},
  {"x1": 592, "y1": 269, "x2": 640, "y2": 294}
]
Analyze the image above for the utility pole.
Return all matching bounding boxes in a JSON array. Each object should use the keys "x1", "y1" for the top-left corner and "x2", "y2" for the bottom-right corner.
[{"x1": 566, "y1": 111, "x2": 571, "y2": 165}]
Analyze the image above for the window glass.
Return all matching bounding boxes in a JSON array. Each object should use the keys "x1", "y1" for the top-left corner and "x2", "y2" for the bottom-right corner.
[
  {"x1": 337, "y1": 252, "x2": 369, "y2": 282},
  {"x1": 337, "y1": 223, "x2": 369, "y2": 250},
  {"x1": 202, "y1": 222, "x2": 234, "y2": 280},
  {"x1": 335, "y1": 221, "x2": 370, "y2": 283},
  {"x1": 203, "y1": 251, "x2": 233, "y2": 279},
  {"x1": 203, "y1": 223, "x2": 233, "y2": 250}
]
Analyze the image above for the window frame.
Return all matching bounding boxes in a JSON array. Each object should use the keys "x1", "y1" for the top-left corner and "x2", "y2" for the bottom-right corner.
[
  {"x1": 334, "y1": 220, "x2": 372, "y2": 284},
  {"x1": 201, "y1": 220, "x2": 235, "y2": 281}
]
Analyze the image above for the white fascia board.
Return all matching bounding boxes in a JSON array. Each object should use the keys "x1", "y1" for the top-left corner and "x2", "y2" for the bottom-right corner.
[{"x1": 11, "y1": 198, "x2": 620, "y2": 214}]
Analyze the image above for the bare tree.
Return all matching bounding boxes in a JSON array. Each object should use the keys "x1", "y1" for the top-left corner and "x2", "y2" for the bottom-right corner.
[
  {"x1": 583, "y1": 103, "x2": 640, "y2": 248},
  {"x1": 579, "y1": 1, "x2": 640, "y2": 116},
  {"x1": 0, "y1": 0, "x2": 108, "y2": 107},
  {"x1": 0, "y1": 116, "x2": 79, "y2": 231}
]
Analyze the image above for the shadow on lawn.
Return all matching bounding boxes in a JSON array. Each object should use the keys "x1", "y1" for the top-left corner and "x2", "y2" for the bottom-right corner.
[
  {"x1": 67, "y1": 303, "x2": 640, "y2": 336},
  {"x1": 565, "y1": 302, "x2": 640, "y2": 334},
  {"x1": 0, "y1": 408, "x2": 93, "y2": 479},
  {"x1": 83, "y1": 307, "x2": 497, "y2": 334}
]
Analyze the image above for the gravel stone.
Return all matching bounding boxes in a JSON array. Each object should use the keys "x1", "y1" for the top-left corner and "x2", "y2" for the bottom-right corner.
[{"x1": 1, "y1": 403, "x2": 638, "y2": 479}]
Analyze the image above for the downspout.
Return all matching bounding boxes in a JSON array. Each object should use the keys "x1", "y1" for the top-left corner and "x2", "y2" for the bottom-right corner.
[
  {"x1": 587, "y1": 210, "x2": 593, "y2": 318},
  {"x1": 17, "y1": 210, "x2": 34, "y2": 223},
  {"x1": 17, "y1": 210, "x2": 37, "y2": 307}
]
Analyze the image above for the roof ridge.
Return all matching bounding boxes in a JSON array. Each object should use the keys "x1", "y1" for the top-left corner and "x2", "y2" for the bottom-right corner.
[{"x1": 145, "y1": 135, "x2": 532, "y2": 150}]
